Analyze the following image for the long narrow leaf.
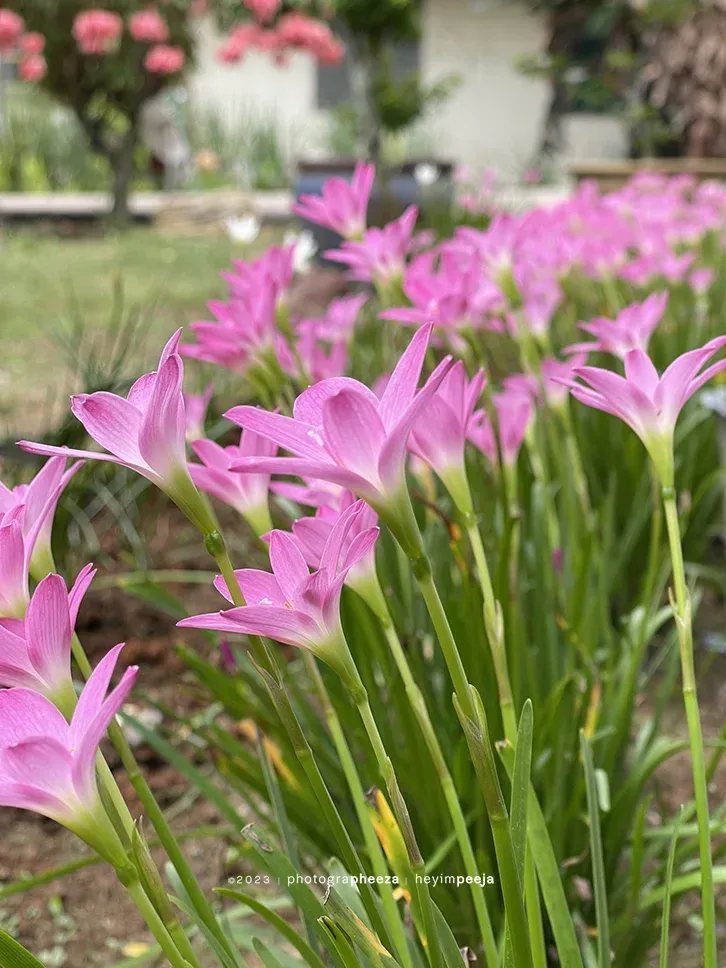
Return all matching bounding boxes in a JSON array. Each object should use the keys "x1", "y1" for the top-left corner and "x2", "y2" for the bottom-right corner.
[{"x1": 580, "y1": 733, "x2": 610, "y2": 968}]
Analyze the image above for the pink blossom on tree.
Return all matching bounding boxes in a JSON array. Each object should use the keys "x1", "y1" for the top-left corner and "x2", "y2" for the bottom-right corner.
[
  {"x1": 72, "y1": 10, "x2": 123, "y2": 55},
  {"x1": 144, "y1": 42, "x2": 184, "y2": 73},
  {"x1": 128, "y1": 7, "x2": 168, "y2": 43}
]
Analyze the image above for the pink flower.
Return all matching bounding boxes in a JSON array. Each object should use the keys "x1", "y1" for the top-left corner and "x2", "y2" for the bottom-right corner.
[
  {"x1": 19, "y1": 53, "x2": 46, "y2": 81},
  {"x1": 243, "y1": 0, "x2": 281, "y2": 24},
  {"x1": 278, "y1": 326, "x2": 348, "y2": 383},
  {"x1": 0, "y1": 565, "x2": 95, "y2": 705},
  {"x1": 539, "y1": 354, "x2": 588, "y2": 409},
  {"x1": 226, "y1": 324, "x2": 452, "y2": 512},
  {"x1": 562, "y1": 338, "x2": 726, "y2": 484},
  {"x1": 294, "y1": 162, "x2": 375, "y2": 240},
  {"x1": 299, "y1": 293, "x2": 368, "y2": 342},
  {"x1": 144, "y1": 44, "x2": 184, "y2": 74},
  {"x1": 381, "y1": 250, "x2": 495, "y2": 335},
  {"x1": 20, "y1": 32, "x2": 45, "y2": 55},
  {"x1": 326, "y1": 206, "x2": 424, "y2": 285},
  {"x1": 566, "y1": 292, "x2": 668, "y2": 360},
  {"x1": 0, "y1": 9, "x2": 23, "y2": 52},
  {"x1": 0, "y1": 456, "x2": 82, "y2": 578},
  {"x1": 290, "y1": 490, "x2": 379, "y2": 596},
  {"x1": 189, "y1": 430, "x2": 276, "y2": 536},
  {"x1": 73, "y1": 10, "x2": 122, "y2": 55},
  {"x1": 178, "y1": 502, "x2": 378, "y2": 681},
  {"x1": 276, "y1": 13, "x2": 344, "y2": 64},
  {"x1": 129, "y1": 8, "x2": 169, "y2": 43},
  {"x1": 523, "y1": 168, "x2": 542, "y2": 185},
  {"x1": 183, "y1": 384, "x2": 213, "y2": 442},
  {"x1": 468, "y1": 388, "x2": 533, "y2": 467},
  {"x1": 18, "y1": 332, "x2": 216, "y2": 535},
  {"x1": 216, "y1": 24, "x2": 259, "y2": 63},
  {"x1": 183, "y1": 249, "x2": 293, "y2": 374},
  {"x1": 409, "y1": 361, "x2": 485, "y2": 508},
  {"x1": 690, "y1": 268, "x2": 714, "y2": 296},
  {"x1": 0, "y1": 508, "x2": 37, "y2": 618},
  {"x1": 0, "y1": 644, "x2": 137, "y2": 858}
]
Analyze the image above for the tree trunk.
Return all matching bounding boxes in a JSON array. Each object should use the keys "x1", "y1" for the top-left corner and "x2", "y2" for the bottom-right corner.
[{"x1": 110, "y1": 126, "x2": 138, "y2": 227}]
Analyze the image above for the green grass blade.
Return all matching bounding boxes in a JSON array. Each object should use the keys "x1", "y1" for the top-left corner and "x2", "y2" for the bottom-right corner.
[
  {"x1": 0, "y1": 929, "x2": 50, "y2": 968},
  {"x1": 580, "y1": 733, "x2": 610, "y2": 968},
  {"x1": 216, "y1": 889, "x2": 327, "y2": 968},
  {"x1": 659, "y1": 807, "x2": 684, "y2": 968},
  {"x1": 499, "y1": 744, "x2": 584, "y2": 968}
]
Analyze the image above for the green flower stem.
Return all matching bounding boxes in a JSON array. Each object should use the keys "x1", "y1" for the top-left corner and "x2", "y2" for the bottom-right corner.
[
  {"x1": 125, "y1": 876, "x2": 196, "y2": 968},
  {"x1": 303, "y1": 654, "x2": 415, "y2": 968},
  {"x1": 365, "y1": 579, "x2": 498, "y2": 967},
  {"x1": 464, "y1": 516, "x2": 516, "y2": 741},
  {"x1": 69, "y1": 634, "x2": 234, "y2": 968},
  {"x1": 352, "y1": 685, "x2": 443, "y2": 968},
  {"x1": 662, "y1": 490, "x2": 716, "y2": 968},
  {"x1": 207, "y1": 537, "x2": 398, "y2": 953},
  {"x1": 462, "y1": 516, "x2": 545, "y2": 968},
  {"x1": 381, "y1": 491, "x2": 532, "y2": 968}
]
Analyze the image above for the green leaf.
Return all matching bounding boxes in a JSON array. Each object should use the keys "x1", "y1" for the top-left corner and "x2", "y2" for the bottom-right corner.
[
  {"x1": 317, "y1": 918, "x2": 366, "y2": 968},
  {"x1": 580, "y1": 733, "x2": 610, "y2": 968},
  {"x1": 216, "y1": 889, "x2": 327, "y2": 968},
  {"x1": 499, "y1": 744, "x2": 584, "y2": 968},
  {"x1": 0, "y1": 929, "x2": 46, "y2": 968},
  {"x1": 659, "y1": 807, "x2": 684, "y2": 968}
]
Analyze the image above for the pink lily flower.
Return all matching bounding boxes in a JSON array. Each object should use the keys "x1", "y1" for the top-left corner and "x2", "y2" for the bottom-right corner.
[
  {"x1": 468, "y1": 388, "x2": 533, "y2": 468},
  {"x1": 293, "y1": 162, "x2": 375, "y2": 240},
  {"x1": 277, "y1": 325, "x2": 348, "y2": 383},
  {"x1": 178, "y1": 502, "x2": 378, "y2": 683},
  {"x1": 0, "y1": 643, "x2": 137, "y2": 861},
  {"x1": 0, "y1": 565, "x2": 95, "y2": 708},
  {"x1": 298, "y1": 293, "x2": 368, "y2": 342},
  {"x1": 184, "y1": 384, "x2": 214, "y2": 442},
  {"x1": 183, "y1": 281, "x2": 279, "y2": 374},
  {"x1": 18, "y1": 332, "x2": 217, "y2": 535},
  {"x1": 0, "y1": 456, "x2": 82, "y2": 578},
  {"x1": 289, "y1": 490, "x2": 379, "y2": 598},
  {"x1": 409, "y1": 361, "x2": 485, "y2": 510},
  {"x1": 561, "y1": 337, "x2": 726, "y2": 486},
  {"x1": 225, "y1": 324, "x2": 452, "y2": 515},
  {"x1": 566, "y1": 292, "x2": 668, "y2": 359},
  {"x1": 271, "y1": 477, "x2": 344, "y2": 510},
  {"x1": 189, "y1": 430, "x2": 276, "y2": 536},
  {"x1": 325, "y1": 206, "x2": 426, "y2": 286},
  {"x1": 540, "y1": 354, "x2": 589, "y2": 409}
]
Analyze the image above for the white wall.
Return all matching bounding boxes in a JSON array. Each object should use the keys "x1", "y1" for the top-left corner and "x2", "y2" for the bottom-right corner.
[
  {"x1": 188, "y1": 3, "x2": 627, "y2": 176},
  {"x1": 187, "y1": 18, "x2": 326, "y2": 161},
  {"x1": 420, "y1": 0, "x2": 550, "y2": 174}
]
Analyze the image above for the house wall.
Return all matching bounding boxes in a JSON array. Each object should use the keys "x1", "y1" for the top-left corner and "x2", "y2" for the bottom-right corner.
[
  {"x1": 419, "y1": 0, "x2": 550, "y2": 173},
  {"x1": 187, "y1": 2, "x2": 627, "y2": 176}
]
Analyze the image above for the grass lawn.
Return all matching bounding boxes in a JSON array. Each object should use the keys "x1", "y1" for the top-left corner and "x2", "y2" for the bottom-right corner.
[{"x1": 0, "y1": 225, "x2": 277, "y2": 436}]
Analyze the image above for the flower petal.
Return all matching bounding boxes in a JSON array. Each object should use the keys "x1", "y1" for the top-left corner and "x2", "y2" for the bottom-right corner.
[
  {"x1": 0, "y1": 687, "x2": 68, "y2": 746},
  {"x1": 225, "y1": 407, "x2": 325, "y2": 460},
  {"x1": 293, "y1": 378, "x2": 380, "y2": 428},
  {"x1": 269, "y1": 531, "x2": 310, "y2": 602},
  {"x1": 231, "y1": 457, "x2": 377, "y2": 501},
  {"x1": 378, "y1": 323, "x2": 434, "y2": 430},
  {"x1": 378, "y1": 355, "x2": 453, "y2": 492},
  {"x1": 26, "y1": 574, "x2": 71, "y2": 686},
  {"x1": 70, "y1": 393, "x2": 145, "y2": 466},
  {"x1": 138, "y1": 354, "x2": 187, "y2": 480},
  {"x1": 322, "y1": 389, "x2": 386, "y2": 484}
]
